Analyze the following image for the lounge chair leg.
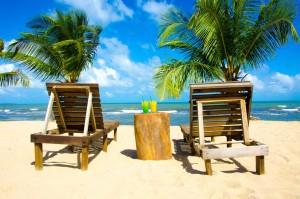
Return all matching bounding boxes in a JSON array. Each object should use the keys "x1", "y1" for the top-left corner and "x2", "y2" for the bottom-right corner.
[
  {"x1": 81, "y1": 145, "x2": 88, "y2": 171},
  {"x1": 256, "y1": 156, "x2": 265, "y2": 175},
  {"x1": 103, "y1": 134, "x2": 108, "y2": 152},
  {"x1": 68, "y1": 133, "x2": 74, "y2": 152},
  {"x1": 204, "y1": 159, "x2": 212, "y2": 175},
  {"x1": 190, "y1": 143, "x2": 196, "y2": 155},
  {"x1": 211, "y1": 136, "x2": 215, "y2": 142},
  {"x1": 227, "y1": 136, "x2": 232, "y2": 148},
  {"x1": 114, "y1": 128, "x2": 117, "y2": 141},
  {"x1": 34, "y1": 143, "x2": 43, "y2": 170}
]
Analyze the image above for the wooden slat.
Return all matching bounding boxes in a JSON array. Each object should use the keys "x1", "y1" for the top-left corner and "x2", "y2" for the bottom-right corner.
[
  {"x1": 204, "y1": 140, "x2": 244, "y2": 146},
  {"x1": 52, "y1": 111, "x2": 103, "y2": 117},
  {"x1": 193, "y1": 115, "x2": 241, "y2": 121},
  {"x1": 55, "y1": 97, "x2": 100, "y2": 103},
  {"x1": 196, "y1": 109, "x2": 241, "y2": 116},
  {"x1": 54, "y1": 102, "x2": 101, "y2": 107},
  {"x1": 52, "y1": 87, "x2": 66, "y2": 129},
  {"x1": 55, "y1": 116, "x2": 103, "y2": 122},
  {"x1": 200, "y1": 104, "x2": 240, "y2": 110},
  {"x1": 53, "y1": 107, "x2": 102, "y2": 112},
  {"x1": 192, "y1": 93, "x2": 248, "y2": 100}
]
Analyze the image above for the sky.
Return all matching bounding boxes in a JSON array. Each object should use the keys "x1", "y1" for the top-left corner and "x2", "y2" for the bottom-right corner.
[{"x1": 0, "y1": 0, "x2": 299, "y2": 104}]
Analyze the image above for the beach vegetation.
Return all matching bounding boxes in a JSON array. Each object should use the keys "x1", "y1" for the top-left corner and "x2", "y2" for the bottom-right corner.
[
  {"x1": 153, "y1": 0, "x2": 299, "y2": 100},
  {"x1": 0, "y1": 10, "x2": 102, "y2": 83},
  {"x1": 0, "y1": 38, "x2": 30, "y2": 87}
]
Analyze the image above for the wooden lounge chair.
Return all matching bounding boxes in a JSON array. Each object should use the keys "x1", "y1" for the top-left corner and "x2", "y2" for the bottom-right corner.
[
  {"x1": 31, "y1": 83, "x2": 119, "y2": 170},
  {"x1": 180, "y1": 82, "x2": 268, "y2": 175}
]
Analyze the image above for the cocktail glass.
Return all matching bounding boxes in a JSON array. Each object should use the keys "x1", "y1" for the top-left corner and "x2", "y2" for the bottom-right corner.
[
  {"x1": 150, "y1": 101, "x2": 157, "y2": 113},
  {"x1": 142, "y1": 101, "x2": 149, "y2": 113}
]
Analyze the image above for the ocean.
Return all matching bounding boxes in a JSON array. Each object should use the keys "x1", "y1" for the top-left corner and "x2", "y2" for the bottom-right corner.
[{"x1": 0, "y1": 101, "x2": 299, "y2": 125}]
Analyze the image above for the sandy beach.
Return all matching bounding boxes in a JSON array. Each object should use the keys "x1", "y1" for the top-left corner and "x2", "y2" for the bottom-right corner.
[{"x1": 0, "y1": 120, "x2": 299, "y2": 199}]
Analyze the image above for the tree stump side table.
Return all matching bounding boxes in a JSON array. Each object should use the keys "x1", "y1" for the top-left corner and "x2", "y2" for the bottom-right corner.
[{"x1": 134, "y1": 112, "x2": 172, "y2": 160}]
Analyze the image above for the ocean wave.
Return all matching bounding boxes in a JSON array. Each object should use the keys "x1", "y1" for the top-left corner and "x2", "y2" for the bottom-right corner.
[
  {"x1": 4, "y1": 109, "x2": 10, "y2": 112},
  {"x1": 158, "y1": 110, "x2": 178, "y2": 114},
  {"x1": 282, "y1": 108, "x2": 299, "y2": 112},
  {"x1": 121, "y1": 110, "x2": 142, "y2": 114},
  {"x1": 103, "y1": 109, "x2": 180, "y2": 115},
  {"x1": 253, "y1": 111, "x2": 287, "y2": 116},
  {"x1": 30, "y1": 108, "x2": 39, "y2": 111},
  {"x1": 277, "y1": 105, "x2": 287, "y2": 108}
]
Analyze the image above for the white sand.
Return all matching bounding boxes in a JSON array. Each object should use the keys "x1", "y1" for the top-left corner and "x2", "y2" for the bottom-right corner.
[{"x1": 0, "y1": 121, "x2": 299, "y2": 199}]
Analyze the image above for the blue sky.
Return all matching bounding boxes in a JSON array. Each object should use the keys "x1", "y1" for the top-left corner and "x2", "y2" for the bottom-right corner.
[{"x1": 0, "y1": 0, "x2": 299, "y2": 103}]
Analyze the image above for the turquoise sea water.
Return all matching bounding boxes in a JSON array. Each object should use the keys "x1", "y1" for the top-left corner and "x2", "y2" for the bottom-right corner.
[{"x1": 0, "y1": 101, "x2": 299, "y2": 125}]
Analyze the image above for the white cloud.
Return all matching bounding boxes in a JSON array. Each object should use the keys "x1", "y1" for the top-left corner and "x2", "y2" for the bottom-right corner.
[
  {"x1": 244, "y1": 74, "x2": 264, "y2": 89},
  {"x1": 0, "y1": 64, "x2": 15, "y2": 73},
  {"x1": 139, "y1": 0, "x2": 173, "y2": 22},
  {"x1": 270, "y1": 72, "x2": 294, "y2": 93},
  {"x1": 99, "y1": 37, "x2": 160, "y2": 81},
  {"x1": 105, "y1": 91, "x2": 113, "y2": 97},
  {"x1": 245, "y1": 71, "x2": 300, "y2": 99},
  {"x1": 80, "y1": 63, "x2": 133, "y2": 87},
  {"x1": 55, "y1": 0, "x2": 133, "y2": 25},
  {"x1": 80, "y1": 37, "x2": 161, "y2": 97}
]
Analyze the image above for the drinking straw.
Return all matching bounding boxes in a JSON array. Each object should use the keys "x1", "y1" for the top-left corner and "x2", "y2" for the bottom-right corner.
[
  {"x1": 142, "y1": 96, "x2": 144, "y2": 102},
  {"x1": 150, "y1": 96, "x2": 152, "y2": 102}
]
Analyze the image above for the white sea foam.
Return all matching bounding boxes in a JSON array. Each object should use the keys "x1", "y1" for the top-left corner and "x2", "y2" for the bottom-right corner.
[
  {"x1": 121, "y1": 110, "x2": 142, "y2": 114},
  {"x1": 4, "y1": 109, "x2": 10, "y2": 112},
  {"x1": 158, "y1": 110, "x2": 178, "y2": 114},
  {"x1": 282, "y1": 108, "x2": 299, "y2": 112},
  {"x1": 277, "y1": 105, "x2": 287, "y2": 108},
  {"x1": 254, "y1": 111, "x2": 287, "y2": 116},
  {"x1": 30, "y1": 108, "x2": 39, "y2": 111}
]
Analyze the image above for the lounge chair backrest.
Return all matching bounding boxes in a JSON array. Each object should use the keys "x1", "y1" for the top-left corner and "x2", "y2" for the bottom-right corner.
[
  {"x1": 189, "y1": 81, "x2": 253, "y2": 141},
  {"x1": 46, "y1": 83, "x2": 104, "y2": 131}
]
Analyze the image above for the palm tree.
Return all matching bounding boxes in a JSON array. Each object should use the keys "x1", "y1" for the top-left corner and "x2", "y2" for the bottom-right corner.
[
  {"x1": 0, "y1": 10, "x2": 102, "y2": 83},
  {"x1": 153, "y1": 0, "x2": 299, "y2": 100},
  {"x1": 0, "y1": 38, "x2": 30, "y2": 87}
]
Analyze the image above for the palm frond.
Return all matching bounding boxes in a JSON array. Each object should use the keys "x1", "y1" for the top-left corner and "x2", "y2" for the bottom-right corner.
[
  {"x1": 153, "y1": 59, "x2": 221, "y2": 100},
  {"x1": 243, "y1": 0, "x2": 299, "y2": 68},
  {"x1": 0, "y1": 69, "x2": 30, "y2": 87}
]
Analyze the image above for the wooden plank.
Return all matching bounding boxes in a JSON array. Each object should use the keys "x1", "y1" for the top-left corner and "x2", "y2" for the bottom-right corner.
[
  {"x1": 31, "y1": 133, "x2": 90, "y2": 145},
  {"x1": 201, "y1": 144, "x2": 268, "y2": 159}
]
